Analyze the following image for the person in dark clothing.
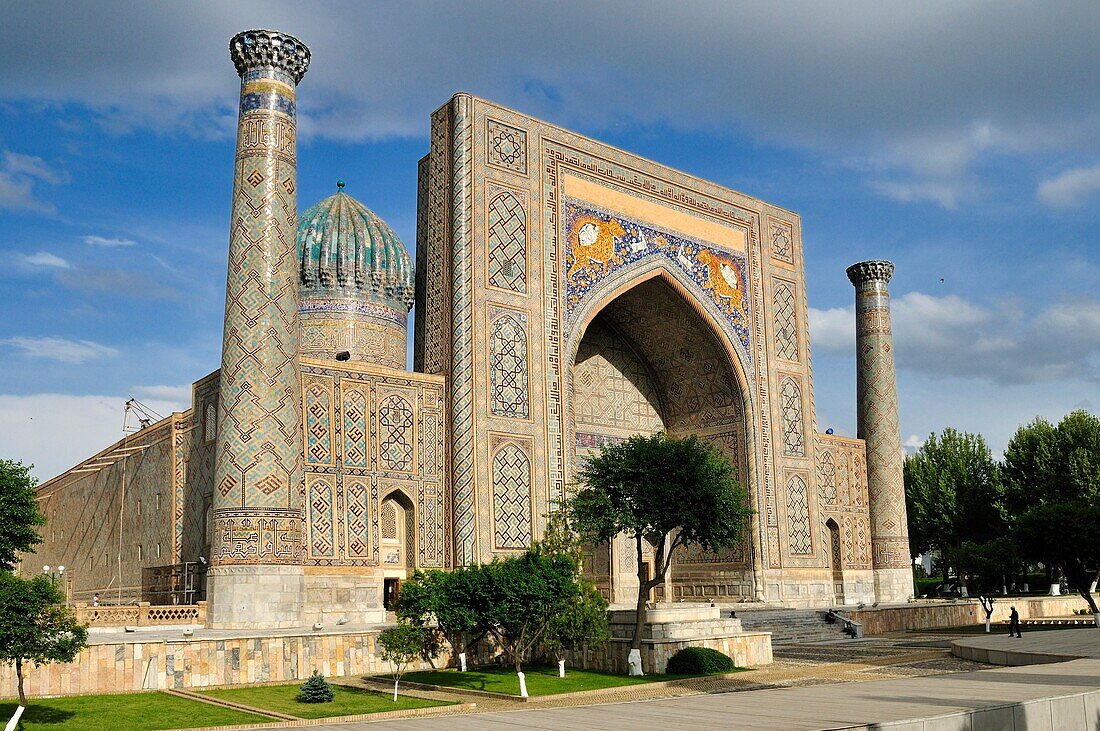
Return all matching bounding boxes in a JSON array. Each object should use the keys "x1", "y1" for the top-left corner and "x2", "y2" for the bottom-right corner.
[{"x1": 1008, "y1": 606, "x2": 1022, "y2": 637}]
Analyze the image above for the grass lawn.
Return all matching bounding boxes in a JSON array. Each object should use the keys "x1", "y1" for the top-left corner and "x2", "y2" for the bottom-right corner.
[
  {"x1": 198, "y1": 683, "x2": 451, "y2": 720},
  {"x1": 401, "y1": 664, "x2": 743, "y2": 697},
  {"x1": 0, "y1": 692, "x2": 267, "y2": 731}
]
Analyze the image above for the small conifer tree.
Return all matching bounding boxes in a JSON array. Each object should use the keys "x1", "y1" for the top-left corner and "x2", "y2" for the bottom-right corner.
[{"x1": 296, "y1": 670, "x2": 335, "y2": 703}]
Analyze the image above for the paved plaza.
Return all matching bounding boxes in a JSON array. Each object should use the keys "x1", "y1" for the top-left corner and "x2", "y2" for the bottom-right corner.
[{"x1": 287, "y1": 631, "x2": 1100, "y2": 730}]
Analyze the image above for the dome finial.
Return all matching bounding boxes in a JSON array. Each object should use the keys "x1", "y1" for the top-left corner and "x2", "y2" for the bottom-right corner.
[{"x1": 336, "y1": 179, "x2": 345, "y2": 191}]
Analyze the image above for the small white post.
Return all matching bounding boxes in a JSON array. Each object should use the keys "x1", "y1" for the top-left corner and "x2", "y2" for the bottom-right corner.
[
  {"x1": 558, "y1": 659, "x2": 566, "y2": 678},
  {"x1": 627, "y1": 649, "x2": 644, "y2": 676},
  {"x1": 1049, "y1": 583, "x2": 1061, "y2": 596},
  {"x1": 5, "y1": 706, "x2": 24, "y2": 731},
  {"x1": 985, "y1": 616, "x2": 991, "y2": 633},
  {"x1": 517, "y1": 671, "x2": 528, "y2": 698},
  {"x1": 1094, "y1": 612, "x2": 1099, "y2": 628},
  {"x1": 393, "y1": 678, "x2": 399, "y2": 702},
  {"x1": 458, "y1": 652, "x2": 467, "y2": 672}
]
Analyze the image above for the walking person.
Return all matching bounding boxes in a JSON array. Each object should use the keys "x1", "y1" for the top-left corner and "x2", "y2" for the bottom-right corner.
[{"x1": 1008, "y1": 605, "x2": 1022, "y2": 638}]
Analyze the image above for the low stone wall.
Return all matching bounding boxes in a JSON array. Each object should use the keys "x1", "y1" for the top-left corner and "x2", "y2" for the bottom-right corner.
[
  {"x1": 566, "y1": 631, "x2": 772, "y2": 674},
  {"x1": 0, "y1": 629, "x2": 441, "y2": 698},
  {"x1": 74, "y1": 602, "x2": 207, "y2": 627},
  {"x1": 847, "y1": 596, "x2": 1090, "y2": 635}
]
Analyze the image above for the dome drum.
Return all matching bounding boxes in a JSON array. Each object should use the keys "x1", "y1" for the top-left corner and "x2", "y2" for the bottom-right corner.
[{"x1": 297, "y1": 184, "x2": 414, "y2": 367}]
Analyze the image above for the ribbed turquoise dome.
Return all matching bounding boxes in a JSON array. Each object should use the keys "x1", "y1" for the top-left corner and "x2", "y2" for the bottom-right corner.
[{"x1": 297, "y1": 184, "x2": 414, "y2": 310}]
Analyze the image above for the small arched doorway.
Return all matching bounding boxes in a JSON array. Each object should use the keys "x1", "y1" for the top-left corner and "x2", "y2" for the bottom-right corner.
[
  {"x1": 380, "y1": 490, "x2": 416, "y2": 611},
  {"x1": 826, "y1": 518, "x2": 844, "y2": 605},
  {"x1": 568, "y1": 274, "x2": 751, "y2": 605}
]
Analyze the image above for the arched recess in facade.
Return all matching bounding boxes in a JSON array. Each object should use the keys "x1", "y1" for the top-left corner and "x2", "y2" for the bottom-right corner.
[
  {"x1": 379, "y1": 487, "x2": 416, "y2": 574},
  {"x1": 563, "y1": 264, "x2": 759, "y2": 604}
]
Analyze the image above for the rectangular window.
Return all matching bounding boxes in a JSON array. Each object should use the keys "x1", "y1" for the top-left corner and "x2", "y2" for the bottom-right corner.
[
  {"x1": 137, "y1": 545, "x2": 143, "y2": 561},
  {"x1": 156, "y1": 543, "x2": 161, "y2": 559}
]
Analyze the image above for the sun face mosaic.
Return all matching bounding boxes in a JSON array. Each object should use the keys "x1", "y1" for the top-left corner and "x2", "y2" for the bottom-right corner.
[{"x1": 561, "y1": 198, "x2": 753, "y2": 357}]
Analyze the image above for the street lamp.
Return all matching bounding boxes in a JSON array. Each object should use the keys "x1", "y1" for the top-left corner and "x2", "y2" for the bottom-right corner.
[{"x1": 42, "y1": 565, "x2": 65, "y2": 585}]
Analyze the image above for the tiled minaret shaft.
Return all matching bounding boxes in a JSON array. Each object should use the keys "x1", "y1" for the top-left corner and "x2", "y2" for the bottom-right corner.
[
  {"x1": 847, "y1": 260, "x2": 914, "y2": 604},
  {"x1": 208, "y1": 30, "x2": 311, "y2": 629}
]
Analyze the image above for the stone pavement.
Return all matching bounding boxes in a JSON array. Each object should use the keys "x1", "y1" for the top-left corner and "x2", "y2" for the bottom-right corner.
[
  {"x1": 284, "y1": 635, "x2": 1100, "y2": 730},
  {"x1": 305, "y1": 658, "x2": 1100, "y2": 730},
  {"x1": 952, "y1": 626, "x2": 1100, "y2": 665}
]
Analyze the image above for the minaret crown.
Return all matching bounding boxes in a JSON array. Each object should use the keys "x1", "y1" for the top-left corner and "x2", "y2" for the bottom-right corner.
[
  {"x1": 229, "y1": 29, "x2": 311, "y2": 83},
  {"x1": 846, "y1": 260, "x2": 894, "y2": 286}
]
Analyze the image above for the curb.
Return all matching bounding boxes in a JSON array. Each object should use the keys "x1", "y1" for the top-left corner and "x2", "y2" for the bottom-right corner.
[{"x1": 160, "y1": 699, "x2": 475, "y2": 731}]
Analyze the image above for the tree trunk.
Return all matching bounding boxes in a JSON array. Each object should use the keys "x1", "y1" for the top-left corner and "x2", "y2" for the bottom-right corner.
[
  {"x1": 16, "y1": 658, "x2": 26, "y2": 707},
  {"x1": 1079, "y1": 587, "x2": 1099, "y2": 615}
]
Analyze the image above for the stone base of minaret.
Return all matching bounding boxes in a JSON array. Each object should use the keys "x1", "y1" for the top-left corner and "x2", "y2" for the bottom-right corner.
[
  {"x1": 873, "y1": 567, "x2": 915, "y2": 605},
  {"x1": 206, "y1": 566, "x2": 305, "y2": 629}
]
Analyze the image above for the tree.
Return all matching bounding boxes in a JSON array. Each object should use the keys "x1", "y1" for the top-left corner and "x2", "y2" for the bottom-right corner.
[
  {"x1": 0, "y1": 572, "x2": 88, "y2": 706},
  {"x1": 903, "y1": 429, "x2": 1003, "y2": 584},
  {"x1": 396, "y1": 567, "x2": 485, "y2": 671},
  {"x1": 377, "y1": 624, "x2": 431, "y2": 701},
  {"x1": 543, "y1": 580, "x2": 609, "y2": 677},
  {"x1": 481, "y1": 549, "x2": 579, "y2": 695},
  {"x1": 1007, "y1": 411, "x2": 1100, "y2": 616},
  {"x1": 0, "y1": 460, "x2": 46, "y2": 572},
  {"x1": 296, "y1": 670, "x2": 335, "y2": 703},
  {"x1": 569, "y1": 433, "x2": 751, "y2": 672}
]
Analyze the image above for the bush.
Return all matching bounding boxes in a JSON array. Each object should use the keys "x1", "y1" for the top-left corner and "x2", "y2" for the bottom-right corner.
[
  {"x1": 665, "y1": 646, "x2": 737, "y2": 675},
  {"x1": 296, "y1": 670, "x2": 335, "y2": 703}
]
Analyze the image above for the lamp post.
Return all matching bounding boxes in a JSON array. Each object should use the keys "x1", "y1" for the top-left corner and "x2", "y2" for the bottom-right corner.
[{"x1": 42, "y1": 565, "x2": 66, "y2": 597}]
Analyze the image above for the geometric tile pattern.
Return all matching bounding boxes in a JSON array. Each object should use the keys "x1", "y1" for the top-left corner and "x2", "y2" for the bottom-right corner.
[
  {"x1": 786, "y1": 472, "x2": 812, "y2": 555},
  {"x1": 817, "y1": 448, "x2": 837, "y2": 504},
  {"x1": 487, "y1": 187, "x2": 527, "y2": 292},
  {"x1": 345, "y1": 479, "x2": 369, "y2": 558},
  {"x1": 486, "y1": 118, "x2": 528, "y2": 175},
  {"x1": 489, "y1": 313, "x2": 529, "y2": 419},
  {"x1": 492, "y1": 442, "x2": 532, "y2": 550},
  {"x1": 305, "y1": 380, "x2": 333, "y2": 465},
  {"x1": 770, "y1": 219, "x2": 794, "y2": 264},
  {"x1": 309, "y1": 477, "x2": 334, "y2": 558},
  {"x1": 417, "y1": 484, "x2": 445, "y2": 568},
  {"x1": 342, "y1": 389, "x2": 368, "y2": 468},
  {"x1": 572, "y1": 318, "x2": 664, "y2": 435},
  {"x1": 377, "y1": 395, "x2": 414, "y2": 471},
  {"x1": 380, "y1": 499, "x2": 398, "y2": 541},
  {"x1": 779, "y1": 376, "x2": 806, "y2": 457},
  {"x1": 848, "y1": 261, "x2": 911, "y2": 571},
  {"x1": 772, "y1": 279, "x2": 799, "y2": 362},
  {"x1": 211, "y1": 60, "x2": 306, "y2": 566},
  {"x1": 203, "y1": 398, "x2": 217, "y2": 443}
]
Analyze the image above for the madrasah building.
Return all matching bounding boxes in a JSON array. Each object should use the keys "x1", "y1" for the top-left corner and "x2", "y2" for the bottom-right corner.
[{"x1": 27, "y1": 29, "x2": 913, "y2": 629}]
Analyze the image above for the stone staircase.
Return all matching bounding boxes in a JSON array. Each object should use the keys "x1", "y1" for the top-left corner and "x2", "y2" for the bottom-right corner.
[{"x1": 734, "y1": 607, "x2": 855, "y2": 644}]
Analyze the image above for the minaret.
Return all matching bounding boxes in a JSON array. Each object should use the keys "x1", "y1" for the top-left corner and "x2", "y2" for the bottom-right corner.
[
  {"x1": 208, "y1": 29, "x2": 310, "y2": 628},
  {"x1": 846, "y1": 260, "x2": 914, "y2": 604}
]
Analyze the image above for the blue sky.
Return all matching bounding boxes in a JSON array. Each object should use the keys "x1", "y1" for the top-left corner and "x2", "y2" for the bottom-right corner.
[{"x1": 2, "y1": 2, "x2": 1098, "y2": 480}]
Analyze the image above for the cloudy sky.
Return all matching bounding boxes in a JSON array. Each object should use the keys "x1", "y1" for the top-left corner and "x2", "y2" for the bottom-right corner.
[{"x1": 1, "y1": 2, "x2": 1097, "y2": 480}]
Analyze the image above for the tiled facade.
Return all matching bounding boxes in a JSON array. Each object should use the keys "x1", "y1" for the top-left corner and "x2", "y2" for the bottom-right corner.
[{"x1": 28, "y1": 39, "x2": 912, "y2": 619}]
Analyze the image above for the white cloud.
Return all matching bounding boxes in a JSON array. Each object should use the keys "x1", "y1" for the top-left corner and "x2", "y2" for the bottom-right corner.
[
  {"x1": 0, "y1": 393, "x2": 183, "y2": 482},
  {"x1": 132, "y1": 384, "x2": 192, "y2": 406},
  {"x1": 1037, "y1": 163, "x2": 1100, "y2": 208},
  {"x1": 0, "y1": 151, "x2": 65, "y2": 213},
  {"x1": 868, "y1": 179, "x2": 969, "y2": 210},
  {"x1": 1, "y1": 336, "x2": 119, "y2": 363},
  {"x1": 18, "y1": 251, "x2": 70, "y2": 269},
  {"x1": 83, "y1": 235, "x2": 137, "y2": 247},
  {"x1": 0, "y1": 2, "x2": 1097, "y2": 199},
  {"x1": 808, "y1": 306, "x2": 855, "y2": 354},
  {"x1": 810, "y1": 292, "x2": 1100, "y2": 385}
]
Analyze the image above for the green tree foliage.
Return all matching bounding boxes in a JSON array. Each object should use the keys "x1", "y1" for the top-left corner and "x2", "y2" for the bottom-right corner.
[
  {"x1": 543, "y1": 580, "x2": 609, "y2": 669},
  {"x1": 378, "y1": 624, "x2": 431, "y2": 701},
  {"x1": 481, "y1": 548, "x2": 580, "y2": 674},
  {"x1": 0, "y1": 572, "x2": 88, "y2": 705},
  {"x1": 295, "y1": 670, "x2": 335, "y2": 703},
  {"x1": 397, "y1": 567, "x2": 485, "y2": 668},
  {"x1": 569, "y1": 433, "x2": 751, "y2": 656},
  {"x1": 0, "y1": 460, "x2": 46, "y2": 572},
  {"x1": 903, "y1": 429, "x2": 1003, "y2": 583},
  {"x1": 1007, "y1": 411, "x2": 1100, "y2": 613}
]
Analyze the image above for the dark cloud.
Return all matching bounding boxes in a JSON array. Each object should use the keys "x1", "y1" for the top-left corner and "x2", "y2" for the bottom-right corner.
[{"x1": 2, "y1": 2, "x2": 1098, "y2": 203}]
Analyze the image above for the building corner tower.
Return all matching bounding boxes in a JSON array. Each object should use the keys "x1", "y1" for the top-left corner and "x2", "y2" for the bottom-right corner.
[
  {"x1": 208, "y1": 29, "x2": 310, "y2": 628},
  {"x1": 847, "y1": 260, "x2": 914, "y2": 604}
]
